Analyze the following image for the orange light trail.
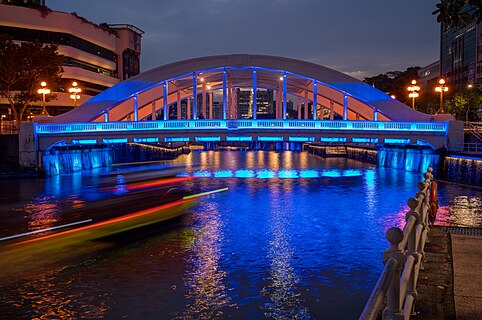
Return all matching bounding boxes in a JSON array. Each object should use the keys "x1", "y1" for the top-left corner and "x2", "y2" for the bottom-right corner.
[
  {"x1": 124, "y1": 177, "x2": 193, "y2": 191},
  {"x1": 14, "y1": 197, "x2": 194, "y2": 246}
]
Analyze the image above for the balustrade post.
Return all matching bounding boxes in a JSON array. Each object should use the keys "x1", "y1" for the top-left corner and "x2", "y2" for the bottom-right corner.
[{"x1": 383, "y1": 227, "x2": 405, "y2": 320}]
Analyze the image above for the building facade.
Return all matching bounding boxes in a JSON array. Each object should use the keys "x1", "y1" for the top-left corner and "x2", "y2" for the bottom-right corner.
[
  {"x1": 0, "y1": 2, "x2": 143, "y2": 115},
  {"x1": 418, "y1": 61, "x2": 440, "y2": 94},
  {"x1": 440, "y1": 21, "x2": 478, "y2": 89}
]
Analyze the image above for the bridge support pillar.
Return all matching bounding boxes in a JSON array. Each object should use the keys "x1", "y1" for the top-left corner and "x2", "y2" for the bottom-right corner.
[
  {"x1": 163, "y1": 82, "x2": 168, "y2": 120},
  {"x1": 282, "y1": 71, "x2": 287, "y2": 120},
  {"x1": 223, "y1": 68, "x2": 227, "y2": 120},
  {"x1": 133, "y1": 93, "x2": 139, "y2": 121},
  {"x1": 313, "y1": 82, "x2": 317, "y2": 120},
  {"x1": 343, "y1": 94, "x2": 348, "y2": 120},
  {"x1": 252, "y1": 68, "x2": 257, "y2": 120},
  {"x1": 304, "y1": 90, "x2": 308, "y2": 120},
  {"x1": 177, "y1": 91, "x2": 181, "y2": 120},
  {"x1": 329, "y1": 100, "x2": 334, "y2": 120},
  {"x1": 104, "y1": 111, "x2": 109, "y2": 122},
  {"x1": 192, "y1": 73, "x2": 197, "y2": 120},
  {"x1": 209, "y1": 90, "x2": 213, "y2": 119},
  {"x1": 151, "y1": 100, "x2": 156, "y2": 120}
]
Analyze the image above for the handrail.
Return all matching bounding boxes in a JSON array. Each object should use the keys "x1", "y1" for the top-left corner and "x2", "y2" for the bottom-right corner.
[
  {"x1": 34, "y1": 120, "x2": 449, "y2": 135},
  {"x1": 360, "y1": 167, "x2": 434, "y2": 320}
]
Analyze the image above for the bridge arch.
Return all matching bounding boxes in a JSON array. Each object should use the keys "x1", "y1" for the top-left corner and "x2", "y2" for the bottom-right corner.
[{"x1": 47, "y1": 54, "x2": 432, "y2": 124}]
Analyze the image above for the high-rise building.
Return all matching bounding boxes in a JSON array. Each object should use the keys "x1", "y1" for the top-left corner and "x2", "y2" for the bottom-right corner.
[
  {"x1": 440, "y1": 21, "x2": 478, "y2": 89},
  {"x1": 0, "y1": 2, "x2": 143, "y2": 115},
  {"x1": 235, "y1": 88, "x2": 274, "y2": 119}
]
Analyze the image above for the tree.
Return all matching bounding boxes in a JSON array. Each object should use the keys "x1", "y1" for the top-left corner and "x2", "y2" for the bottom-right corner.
[
  {"x1": 364, "y1": 67, "x2": 420, "y2": 106},
  {"x1": 0, "y1": 37, "x2": 63, "y2": 122},
  {"x1": 444, "y1": 87, "x2": 482, "y2": 121},
  {"x1": 433, "y1": 0, "x2": 482, "y2": 29}
]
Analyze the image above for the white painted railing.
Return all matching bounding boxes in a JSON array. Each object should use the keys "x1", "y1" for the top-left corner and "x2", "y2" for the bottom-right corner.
[
  {"x1": 360, "y1": 168, "x2": 434, "y2": 320},
  {"x1": 35, "y1": 120, "x2": 448, "y2": 134}
]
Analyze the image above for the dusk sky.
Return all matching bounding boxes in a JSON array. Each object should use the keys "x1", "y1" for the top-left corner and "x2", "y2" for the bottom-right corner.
[{"x1": 48, "y1": 0, "x2": 440, "y2": 80}]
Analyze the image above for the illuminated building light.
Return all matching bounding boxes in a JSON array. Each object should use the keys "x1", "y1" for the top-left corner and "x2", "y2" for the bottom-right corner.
[
  {"x1": 226, "y1": 136, "x2": 253, "y2": 142},
  {"x1": 256, "y1": 170, "x2": 276, "y2": 178},
  {"x1": 352, "y1": 137, "x2": 379, "y2": 143},
  {"x1": 72, "y1": 139, "x2": 97, "y2": 145},
  {"x1": 278, "y1": 169, "x2": 298, "y2": 178},
  {"x1": 384, "y1": 138, "x2": 410, "y2": 144},
  {"x1": 195, "y1": 136, "x2": 221, "y2": 142},
  {"x1": 214, "y1": 170, "x2": 234, "y2": 178},
  {"x1": 235, "y1": 169, "x2": 255, "y2": 178},
  {"x1": 288, "y1": 136, "x2": 315, "y2": 142},
  {"x1": 320, "y1": 137, "x2": 347, "y2": 142},
  {"x1": 164, "y1": 137, "x2": 190, "y2": 142},
  {"x1": 258, "y1": 136, "x2": 283, "y2": 141},
  {"x1": 299, "y1": 170, "x2": 319, "y2": 178},
  {"x1": 102, "y1": 138, "x2": 128, "y2": 144},
  {"x1": 133, "y1": 137, "x2": 159, "y2": 143}
]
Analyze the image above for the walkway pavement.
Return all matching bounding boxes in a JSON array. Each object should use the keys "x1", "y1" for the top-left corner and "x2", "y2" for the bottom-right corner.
[
  {"x1": 451, "y1": 233, "x2": 482, "y2": 319},
  {"x1": 417, "y1": 227, "x2": 482, "y2": 320}
]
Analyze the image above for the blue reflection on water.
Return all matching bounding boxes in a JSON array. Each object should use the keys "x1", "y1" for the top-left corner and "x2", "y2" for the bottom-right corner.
[{"x1": 1, "y1": 150, "x2": 480, "y2": 320}]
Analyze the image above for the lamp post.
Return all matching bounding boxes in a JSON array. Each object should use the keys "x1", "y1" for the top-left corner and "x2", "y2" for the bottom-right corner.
[
  {"x1": 407, "y1": 80, "x2": 420, "y2": 109},
  {"x1": 37, "y1": 81, "x2": 51, "y2": 116},
  {"x1": 435, "y1": 78, "x2": 448, "y2": 114},
  {"x1": 69, "y1": 81, "x2": 81, "y2": 108}
]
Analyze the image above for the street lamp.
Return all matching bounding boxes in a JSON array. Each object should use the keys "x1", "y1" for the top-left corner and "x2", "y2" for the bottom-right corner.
[
  {"x1": 69, "y1": 81, "x2": 81, "y2": 108},
  {"x1": 37, "y1": 81, "x2": 51, "y2": 116},
  {"x1": 407, "y1": 80, "x2": 420, "y2": 109},
  {"x1": 435, "y1": 78, "x2": 448, "y2": 114}
]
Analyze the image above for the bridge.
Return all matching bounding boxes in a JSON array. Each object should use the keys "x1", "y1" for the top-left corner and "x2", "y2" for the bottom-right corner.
[{"x1": 20, "y1": 54, "x2": 464, "y2": 170}]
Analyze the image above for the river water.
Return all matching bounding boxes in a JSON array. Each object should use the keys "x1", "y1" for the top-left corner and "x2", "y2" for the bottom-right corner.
[{"x1": 0, "y1": 150, "x2": 480, "y2": 319}]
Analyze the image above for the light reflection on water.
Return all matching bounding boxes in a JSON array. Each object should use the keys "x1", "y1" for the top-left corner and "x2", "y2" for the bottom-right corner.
[{"x1": 0, "y1": 150, "x2": 481, "y2": 319}]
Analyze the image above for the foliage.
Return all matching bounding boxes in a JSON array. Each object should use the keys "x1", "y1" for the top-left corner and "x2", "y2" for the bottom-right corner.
[
  {"x1": 433, "y1": 0, "x2": 482, "y2": 29},
  {"x1": 444, "y1": 87, "x2": 482, "y2": 121},
  {"x1": 0, "y1": 37, "x2": 63, "y2": 122},
  {"x1": 363, "y1": 67, "x2": 420, "y2": 106}
]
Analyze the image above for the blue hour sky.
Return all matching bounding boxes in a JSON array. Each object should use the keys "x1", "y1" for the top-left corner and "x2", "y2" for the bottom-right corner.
[{"x1": 48, "y1": 0, "x2": 440, "y2": 80}]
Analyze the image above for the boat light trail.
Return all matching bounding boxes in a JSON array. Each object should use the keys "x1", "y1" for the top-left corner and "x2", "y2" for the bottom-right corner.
[{"x1": 0, "y1": 219, "x2": 92, "y2": 242}]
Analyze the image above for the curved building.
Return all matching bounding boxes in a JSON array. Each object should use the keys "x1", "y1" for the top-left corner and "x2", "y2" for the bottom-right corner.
[
  {"x1": 0, "y1": 2, "x2": 143, "y2": 114},
  {"x1": 49, "y1": 54, "x2": 434, "y2": 123}
]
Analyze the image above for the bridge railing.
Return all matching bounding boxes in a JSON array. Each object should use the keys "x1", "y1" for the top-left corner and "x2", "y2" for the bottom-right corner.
[
  {"x1": 35, "y1": 120, "x2": 448, "y2": 134},
  {"x1": 360, "y1": 168, "x2": 434, "y2": 320}
]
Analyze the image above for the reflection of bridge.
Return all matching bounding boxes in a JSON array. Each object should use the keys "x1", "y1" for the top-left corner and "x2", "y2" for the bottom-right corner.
[{"x1": 20, "y1": 54, "x2": 464, "y2": 169}]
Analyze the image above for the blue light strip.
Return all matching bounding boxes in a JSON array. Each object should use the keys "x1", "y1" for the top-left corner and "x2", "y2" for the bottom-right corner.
[
  {"x1": 384, "y1": 138, "x2": 410, "y2": 144},
  {"x1": 35, "y1": 120, "x2": 448, "y2": 135},
  {"x1": 164, "y1": 137, "x2": 190, "y2": 142},
  {"x1": 133, "y1": 137, "x2": 159, "y2": 143},
  {"x1": 288, "y1": 136, "x2": 315, "y2": 142},
  {"x1": 352, "y1": 137, "x2": 379, "y2": 143},
  {"x1": 195, "y1": 136, "x2": 221, "y2": 142},
  {"x1": 226, "y1": 136, "x2": 253, "y2": 142},
  {"x1": 320, "y1": 137, "x2": 347, "y2": 142},
  {"x1": 102, "y1": 138, "x2": 128, "y2": 144},
  {"x1": 72, "y1": 139, "x2": 97, "y2": 145},
  {"x1": 258, "y1": 136, "x2": 284, "y2": 141}
]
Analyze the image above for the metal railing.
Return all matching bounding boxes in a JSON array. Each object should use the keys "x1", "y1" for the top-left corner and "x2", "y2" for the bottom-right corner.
[
  {"x1": 450, "y1": 142, "x2": 482, "y2": 154},
  {"x1": 464, "y1": 121, "x2": 482, "y2": 143},
  {"x1": 35, "y1": 120, "x2": 448, "y2": 135},
  {"x1": 360, "y1": 168, "x2": 434, "y2": 320}
]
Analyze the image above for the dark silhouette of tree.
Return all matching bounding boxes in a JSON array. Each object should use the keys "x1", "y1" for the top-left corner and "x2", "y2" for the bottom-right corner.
[
  {"x1": 433, "y1": 0, "x2": 482, "y2": 29},
  {"x1": 0, "y1": 37, "x2": 64, "y2": 122},
  {"x1": 364, "y1": 67, "x2": 420, "y2": 106}
]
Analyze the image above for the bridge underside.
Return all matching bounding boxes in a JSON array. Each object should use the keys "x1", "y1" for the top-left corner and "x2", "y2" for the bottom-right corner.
[{"x1": 46, "y1": 55, "x2": 434, "y2": 124}]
